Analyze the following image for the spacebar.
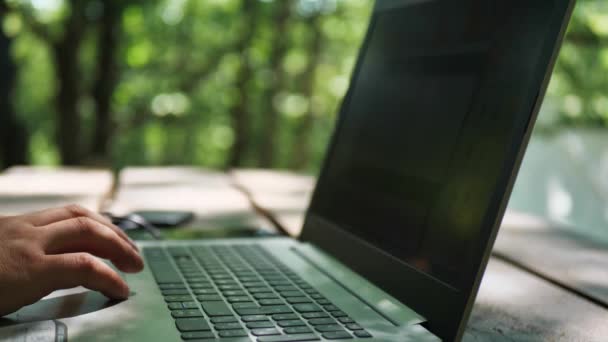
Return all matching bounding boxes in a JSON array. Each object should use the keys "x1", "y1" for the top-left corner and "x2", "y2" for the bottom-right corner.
[{"x1": 257, "y1": 334, "x2": 320, "y2": 342}]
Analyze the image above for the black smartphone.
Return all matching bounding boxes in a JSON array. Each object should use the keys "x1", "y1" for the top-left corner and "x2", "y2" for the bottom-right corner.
[{"x1": 132, "y1": 210, "x2": 195, "y2": 228}]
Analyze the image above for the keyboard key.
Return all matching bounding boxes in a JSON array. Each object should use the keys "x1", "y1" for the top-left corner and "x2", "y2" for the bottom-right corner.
[
  {"x1": 323, "y1": 305, "x2": 339, "y2": 311},
  {"x1": 316, "y1": 299, "x2": 331, "y2": 305},
  {"x1": 293, "y1": 304, "x2": 322, "y2": 313},
  {"x1": 197, "y1": 295, "x2": 222, "y2": 301},
  {"x1": 159, "y1": 283, "x2": 186, "y2": 290},
  {"x1": 322, "y1": 331, "x2": 352, "y2": 340},
  {"x1": 251, "y1": 328, "x2": 280, "y2": 336},
  {"x1": 211, "y1": 316, "x2": 238, "y2": 323},
  {"x1": 257, "y1": 333, "x2": 320, "y2": 342},
  {"x1": 147, "y1": 259, "x2": 182, "y2": 284},
  {"x1": 211, "y1": 274, "x2": 232, "y2": 279},
  {"x1": 183, "y1": 301, "x2": 199, "y2": 309},
  {"x1": 277, "y1": 320, "x2": 306, "y2": 327},
  {"x1": 259, "y1": 299, "x2": 284, "y2": 306},
  {"x1": 337, "y1": 317, "x2": 354, "y2": 324},
  {"x1": 243, "y1": 282, "x2": 266, "y2": 288},
  {"x1": 345, "y1": 323, "x2": 362, "y2": 330},
  {"x1": 275, "y1": 286, "x2": 298, "y2": 292},
  {"x1": 164, "y1": 295, "x2": 193, "y2": 302},
  {"x1": 168, "y1": 246, "x2": 190, "y2": 257},
  {"x1": 181, "y1": 331, "x2": 215, "y2": 340},
  {"x1": 315, "y1": 325, "x2": 344, "y2": 333},
  {"x1": 280, "y1": 291, "x2": 305, "y2": 297},
  {"x1": 242, "y1": 315, "x2": 268, "y2": 322},
  {"x1": 189, "y1": 282, "x2": 213, "y2": 289},
  {"x1": 167, "y1": 302, "x2": 183, "y2": 310},
  {"x1": 227, "y1": 296, "x2": 251, "y2": 303},
  {"x1": 223, "y1": 290, "x2": 247, "y2": 296},
  {"x1": 284, "y1": 326, "x2": 314, "y2": 334},
  {"x1": 219, "y1": 284, "x2": 242, "y2": 291},
  {"x1": 246, "y1": 321, "x2": 274, "y2": 329},
  {"x1": 235, "y1": 305, "x2": 293, "y2": 316},
  {"x1": 354, "y1": 330, "x2": 372, "y2": 338},
  {"x1": 214, "y1": 322, "x2": 243, "y2": 330},
  {"x1": 330, "y1": 311, "x2": 347, "y2": 317},
  {"x1": 308, "y1": 318, "x2": 337, "y2": 325},
  {"x1": 215, "y1": 280, "x2": 238, "y2": 286},
  {"x1": 254, "y1": 293, "x2": 279, "y2": 299},
  {"x1": 272, "y1": 313, "x2": 299, "y2": 321},
  {"x1": 172, "y1": 309, "x2": 204, "y2": 318},
  {"x1": 175, "y1": 318, "x2": 211, "y2": 332},
  {"x1": 268, "y1": 280, "x2": 291, "y2": 286},
  {"x1": 232, "y1": 302, "x2": 258, "y2": 309},
  {"x1": 286, "y1": 297, "x2": 312, "y2": 304},
  {"x1": 302, "y1": 312, "x2": 329, "y2": 319},
  {"x1": 249, "y1": 287, "x2": 273, "y2": 293},
  {"x1": 193, "y1": 289, "x2": 218, "y2": 295},
  {"x1": 200, "y1": 301, "x2": 233, "y2": 316},
  {"x1": 186, "y1": 276, "x2": 208, "y2": 282},
  {"x1": 218, "y1": 329, "x2": 248, "y2": 337}
]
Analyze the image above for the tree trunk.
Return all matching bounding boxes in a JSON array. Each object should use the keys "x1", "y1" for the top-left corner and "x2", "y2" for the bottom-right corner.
[
  {"x1": 227, "y1": 0, "x2": 260, "y2": 168},
  {"x1": 258, "y1": 1, "x2": 292, "y2": 168},
  {"x1": 0, "y1": 6, "x2": 28, "y2": 169},
  {"x1": 91, "y1": 0, "x2": 122, "y2": 162},
  {"x1": 52, "y1": 0, "x2": 86, "y2": 165},
  {"x1": 290, "y1": 16, "x2": 323, "y2": 170}
]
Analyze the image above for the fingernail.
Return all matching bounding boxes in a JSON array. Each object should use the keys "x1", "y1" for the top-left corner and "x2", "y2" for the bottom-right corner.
[
  {"x1": 121, "y1": 285, "x2": 130, "y2": 299},
  {"x1": 129, "y1": 238, "x2": 140, "y2": 252}
]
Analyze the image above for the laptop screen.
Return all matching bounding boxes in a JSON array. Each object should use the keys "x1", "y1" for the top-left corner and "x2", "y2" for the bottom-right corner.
[{"x1": 308, "y1": 0, "x2": 558, "y2": 289}]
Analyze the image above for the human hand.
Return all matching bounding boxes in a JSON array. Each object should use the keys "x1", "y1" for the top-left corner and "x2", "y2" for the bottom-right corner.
[{"x1": 0, "y1": 205, "x2": 143, "y2": 316}]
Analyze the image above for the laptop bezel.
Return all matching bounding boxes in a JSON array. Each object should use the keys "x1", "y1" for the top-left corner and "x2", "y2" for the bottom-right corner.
[{"x1": 299, "y1": 0, "x2": 576, "y2": 340}]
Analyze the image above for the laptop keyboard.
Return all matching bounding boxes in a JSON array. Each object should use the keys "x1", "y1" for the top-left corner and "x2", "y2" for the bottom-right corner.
[{"x1": 144, "y1": 244, "x2": 373, "y2": 341}]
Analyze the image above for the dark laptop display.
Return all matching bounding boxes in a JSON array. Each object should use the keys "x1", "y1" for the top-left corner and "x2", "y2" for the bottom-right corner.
[{"x1": 303, "y1": 0, "x2": 574, "y2": 340}]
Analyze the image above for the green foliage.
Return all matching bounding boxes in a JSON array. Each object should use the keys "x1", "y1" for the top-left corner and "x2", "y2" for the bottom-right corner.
[
  {"x1": 542, "y1": 0, "x2": 608, "y2": 127},
  {"x1": 3, "y1": 0, "x2": 607, "y2": 172}
]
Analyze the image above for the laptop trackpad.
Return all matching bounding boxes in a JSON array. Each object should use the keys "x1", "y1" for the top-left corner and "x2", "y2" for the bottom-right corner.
[{"x1": 0, "y1": 288, "x2": 125, "y2": 326}]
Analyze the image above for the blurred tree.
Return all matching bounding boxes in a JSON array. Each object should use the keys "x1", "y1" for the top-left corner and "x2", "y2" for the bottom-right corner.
[
  {"x1": 258, "y1": 1, "x2": 293, "y2": 168},
  {"x1": 91, "y1": 1, "x2": 127, "y2": 162},
  {"x1": 17, "y1": 0, "x2": 88, "y2": 165},
  {"x1": 227, "y1": 0, "x2": 262, "y2": 168},
  {"x1": 0, "y1": 1, "x2": 28, "y2": 169},
  {"x1": 291, "y1": 13, "x2": 324, "y2": 170}
]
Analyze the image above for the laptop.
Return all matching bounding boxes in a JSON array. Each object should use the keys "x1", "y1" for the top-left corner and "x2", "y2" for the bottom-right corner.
[{"x1": 0, "y1": 0, "x2": 574, "y2": 341}]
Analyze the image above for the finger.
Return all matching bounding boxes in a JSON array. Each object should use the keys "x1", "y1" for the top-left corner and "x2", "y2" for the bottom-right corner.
[
  {"x1": 42, "y1": 217, "x2": 143, "y2": 273},
  {"x1": 43, "y1": 253, "x2": 130, "y2": 300},
  {"x1": 25, "y1": 205, "x2": 139, "y2": 251}
]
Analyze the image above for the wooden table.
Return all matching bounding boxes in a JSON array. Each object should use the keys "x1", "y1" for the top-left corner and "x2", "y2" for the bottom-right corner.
[{"x1": 3, "y1": 166, "x2": 608, "y2": 341}]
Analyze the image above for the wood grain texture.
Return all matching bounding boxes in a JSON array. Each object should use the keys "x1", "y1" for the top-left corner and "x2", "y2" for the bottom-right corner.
[
  {"x1": 107, "y1": 167, "x2": 271, "y2": 230},
  {"x1": 465, "y1": 258, "x2": 608, "y2": 342},
  {"x1": 230, "y1": 168, "x2": 315, "y2": 236},
  {"x1": 494, "y1": 216, "x2": 608, "y2": 307},
  {"x1": 0, "y1": 166, "x2": 112, "y2": 214}
]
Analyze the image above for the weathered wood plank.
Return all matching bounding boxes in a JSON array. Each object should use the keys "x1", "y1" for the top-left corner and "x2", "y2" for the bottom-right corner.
[
  {"x1": 0, "y1": 166, "x2": 112, "y2": 214},
  {"x1": 107, "y1": 167, "x2": 271, "y2": 231},
  {"x1": 494, "y1": 213, "x2": 608, "y2": 307},
  {"x1": 465, "y1": 258, "x2": 608, "y2": 341},
  {"x1": 230, "y1": 169, "x2": 315, "y2": 236}
]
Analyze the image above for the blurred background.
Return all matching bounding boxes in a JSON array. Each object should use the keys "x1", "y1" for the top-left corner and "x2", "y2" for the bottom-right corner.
[{"x1": 1, "y1": 0, "x2": 608, "y2": 242}]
